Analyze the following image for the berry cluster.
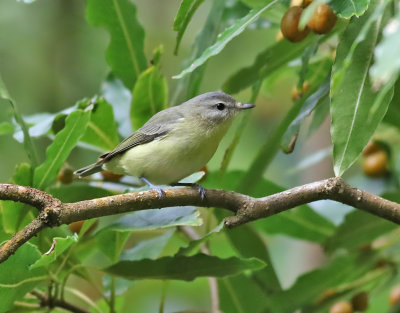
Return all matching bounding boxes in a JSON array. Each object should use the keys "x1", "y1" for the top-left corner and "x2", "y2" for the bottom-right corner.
[{"x1": 280, "y1": 0, "x2": 337, "y2": 42}]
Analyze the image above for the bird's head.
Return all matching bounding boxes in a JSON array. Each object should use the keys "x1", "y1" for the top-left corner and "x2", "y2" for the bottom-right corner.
[{"x1": 182, "y1": 91, "x2": 255, "y2": 125}]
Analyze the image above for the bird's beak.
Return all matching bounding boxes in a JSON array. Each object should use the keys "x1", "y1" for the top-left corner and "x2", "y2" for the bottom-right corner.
[{"x1": 235, "y1": 102, "x2": 255, "y2": 110}]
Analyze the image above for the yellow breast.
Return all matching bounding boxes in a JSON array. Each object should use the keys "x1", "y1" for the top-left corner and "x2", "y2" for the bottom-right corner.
[{"x1": 104, "y1": 117, "x2": 232, "y2": 184}]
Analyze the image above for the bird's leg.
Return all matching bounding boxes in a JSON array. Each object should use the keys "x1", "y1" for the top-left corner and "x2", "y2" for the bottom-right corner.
[
  {"x1": 171, "y1": 182, "x2": 206, "y2": 200},
  {"x1": 140, "y1": 177, "x2": 165, "y2": 199}
]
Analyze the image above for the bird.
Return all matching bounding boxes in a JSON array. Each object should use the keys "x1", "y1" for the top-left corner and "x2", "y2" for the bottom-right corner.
[{"x1": 74, "y1": 91, "x2": 254, "y2": 197}]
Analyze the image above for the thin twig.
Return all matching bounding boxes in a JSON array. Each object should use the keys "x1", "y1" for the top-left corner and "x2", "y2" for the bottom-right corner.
[
  {"x1": 1, "y1": 177, "x2": 400, "y2": 264},
  {"x1": 30, "y1": 290, "x2": 90, "y2": 313}
]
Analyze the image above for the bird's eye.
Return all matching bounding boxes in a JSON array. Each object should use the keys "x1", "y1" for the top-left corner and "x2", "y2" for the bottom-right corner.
[{"x1": 216, "y1": 103, "x2": 225, "y2": 111}]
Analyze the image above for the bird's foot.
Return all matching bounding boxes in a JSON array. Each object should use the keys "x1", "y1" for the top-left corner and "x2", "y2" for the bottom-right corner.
[
  {"x1": 140, "y1": 177, "x2": 165, "y2": 199},
  {"x1": 171, "y1": 182, "x2": 206, "y2": 200}
]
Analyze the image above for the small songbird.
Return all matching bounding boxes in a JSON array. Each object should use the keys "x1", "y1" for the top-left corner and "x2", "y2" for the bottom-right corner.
[{"x1": 74, "y1": 91, "x2": 254, "y2": 197}]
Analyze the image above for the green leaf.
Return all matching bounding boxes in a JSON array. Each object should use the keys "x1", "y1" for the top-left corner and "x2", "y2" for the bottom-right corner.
[
  {"x1": 308, "y1": 95, "x2": 330, "y2": 135},
  {"x1": 86, "y1": 0, "x2": 147, "y2": 89},
  {"x1": 173, "y1": 0, "x2": 203, "y2": 32},
  {"x1": 173, "y1": 0, "x2": 205, "y2": 55},
  {"x1": 0, "y1": 122, "x2": 14, "y2": 136},
  {"x1": 121, "y1": 229, "x2": 175, "y2": 260},
  {"x1": 296, "y1": 39, "x2": 320, "y2": 89},
  {"x1": 331, "y1": 0, "x2": 388, "y2": 94},
  {"x1": 205, "y1": 173, "x2": 281, "y2": 294},
  {"x1": 101, "y1": 74, "x2": 132, "y2": 137},
  {"x1": 30, "y1": 235, "x2": 78, "y2": 269},
  {"x1": 177, "y1": 223, "x2": 224, "y2": 256},
  {"x1": 102, "y1": 274, "x2": 133, "y2": 298},
  {"x1": 1, "y1": 163, "x2": 32, "y2": 233},
  {"x1": 13, "y1": 107, "x2": 77, "y2": 142},
  {"x1": 130, "y1": 65, "x2": 168, "y2": 130},
  {"x1": 330, "y1": 3, "x2": 393, "y2": 176},
  {"x1": 80, "y1": 97, "x2": 120, "y2": 151},
  {"x1": 239, "y1": 0, "x2": 272, "y2": 9},
  {"x1": 173, "y1": 0, "x2": 279, "y2": 80},
  {"x1": 107, "y1": 206, "x2": 202, "y2": 232},
  {"x1": 0, "y1": 243, "x2": 47, "y2": 313},
  {"x1": 104, "y1": 254, "x2": 266, "y2": 281},
  {"x1": 370, "y1": 12, "x2": 400, "y2": 87},
  {"x1": 281, "y1": 76, "x2": 330, "y2": 153},
  {"x1": 238, "y1": 99, "x2": 306, "y2": 192},
  {"x1": 184, "y1": 0, "x2": 226, "y2": 99},
  {"x1": 0, "y1": 75, "x2": 11, "y2": 100},
  {"x1": 223, "y1": 34, "x2": 315, "y2": 94},
  {"x1": 96, "y1": 230, "x2": 131, "y2": 263},
  {"x1": 172, "y1": 0, "x2": 225, "y2": 104},
  {"x1": 219, "y1": 275, "x2": 270, "y2": 313},
  {"x1": 0, "y1": 75, "x2": 38, "y2": 166},
  {"x1": 325, "y1": 210, "x2": 397, "y2": 252},
  {"x1": 383, "y1": 78, "x2": 400, "y2": 128},
  {"x1": 238, "y1": 52, "x2": 334, "y2": 186},
  {"x1": 269, "y1": 253, "x2": 378, "y2": 313},
  {"x1": 330, "y1": 0, "x2": 370, "y2": 18},
  {"x1": 225, "y1": 225, "x2": 282, "y2": 293},
  {"x1": 33, "y1": 110, "x2": 90, "y2": 189}
]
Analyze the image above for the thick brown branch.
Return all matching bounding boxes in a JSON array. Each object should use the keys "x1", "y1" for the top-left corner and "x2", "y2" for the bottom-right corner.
[
  {"x1": 0, "y1": 218, "x2": 46, "y2": 263},
  {"x1": 224, "y1": 177, "x2": 400, "y2": 227},
  {"x1": 1, "y1": 177, "x2": 400, "y2": 264},
  {"x1": 0, "y1": 184, "x2": 62, "y2": 211},
  {"x1": 60, "y1": 188, "x2": 247, "y2": 224}
]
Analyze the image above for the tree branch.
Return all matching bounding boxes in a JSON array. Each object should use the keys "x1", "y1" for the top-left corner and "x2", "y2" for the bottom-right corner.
[
  {"x1": 1, "y1": 177, "x2": 400, "y2": 264},
  {"x1": 31, "y1": 290, "x2": 90, "y2": 313}
]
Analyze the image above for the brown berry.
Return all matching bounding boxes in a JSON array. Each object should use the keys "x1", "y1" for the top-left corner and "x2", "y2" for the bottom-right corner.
[
  {"x1": 307, "y1": 4, "x2": 337, "y2": 34},
  {"x1": 291, "y1": 81, "x2": 310, "y2": 101},
  {"x1": 291, "y1": 87, "x2": 301, "y2": 101},
  {"x1": 57, "y1": 168, "x2": 74, "y2": 184},
  {"x1": 329, "y1": 301, "x2": 353, "y2": 313},
  {"x1": 69, "y1": 220, "x2": 98, "y2": 235},
  {"x1": 302, "y1": 81, "x2": 310, "y2": 93},
  {"x1": 362, "y1": 141, "x2": 381, "y2": 156},
  {"x1": 281, "y1": 6, "x2": 310, "y2": 42},
  {"x1": 302, "y1": 0, "x2": 313, "y2": 8},
  {"x1": 362, "y1": 150, "x2": 388, "y2": 177},
  {"x1": 101, "y1": 170, "x2": 124, "y2": 182},
  {"x1": 351, "y1": 292, "x2": 368, "y2": 311},
  {"x1": 69, "y1": 220, "x2": 84, "y2": 234},
  {"x1": 390, "y1": 286, "x2": 400, "y2": 307}
]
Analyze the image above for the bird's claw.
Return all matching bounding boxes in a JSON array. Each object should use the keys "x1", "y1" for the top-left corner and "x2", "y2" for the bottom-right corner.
[
  {"x1": 192, "y1": 183, "x2": 206, "y2": 200},
  {"x1": 140, "y1": 176, "x2": 165, "y2": 199},
  {"x1": 170, "y1": 182, "x2": 206, "y2": 200},
  {"x1": 154, "y1": 186, "x2": 166, "y2": 199}
]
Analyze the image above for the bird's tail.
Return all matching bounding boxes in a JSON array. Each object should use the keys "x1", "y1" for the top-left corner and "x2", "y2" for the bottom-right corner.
[{"x1": 74, "y1": 162, "x2": 103, "y2": 177}]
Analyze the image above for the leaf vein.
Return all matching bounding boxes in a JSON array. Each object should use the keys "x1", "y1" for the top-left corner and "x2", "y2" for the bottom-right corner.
[{"x1": 112, "y1": 0, "x2": 140, "y2": 80}]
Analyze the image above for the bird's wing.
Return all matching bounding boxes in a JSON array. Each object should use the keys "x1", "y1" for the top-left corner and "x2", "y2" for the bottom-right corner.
[{"x1": 100, "y1": 107, "x2": 182, "y2": 162}]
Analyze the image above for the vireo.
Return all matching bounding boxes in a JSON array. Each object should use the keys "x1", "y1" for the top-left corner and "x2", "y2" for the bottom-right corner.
[{"x1": 74, "y1": 91, "x2": 254, "y2": 197}]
